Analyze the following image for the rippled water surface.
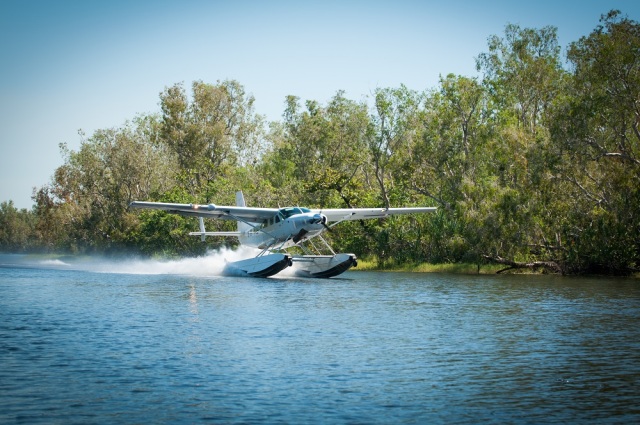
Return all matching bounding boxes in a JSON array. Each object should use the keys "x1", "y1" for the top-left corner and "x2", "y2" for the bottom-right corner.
[{"x1": 1, "y1": 254, "x2": 639, "y2": 424}]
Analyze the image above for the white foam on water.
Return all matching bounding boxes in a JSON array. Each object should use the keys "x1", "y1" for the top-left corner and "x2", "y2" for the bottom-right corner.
[
  {"x1": 39, "y1": 259, "x2": 72, "y2": 267},
  {"x1": 78, "y1": 246, "x2": 262, "y2": 277}
]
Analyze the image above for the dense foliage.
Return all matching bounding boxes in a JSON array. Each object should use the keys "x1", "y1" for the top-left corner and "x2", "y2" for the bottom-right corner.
[{"x1": 2, "y1": 11, "x2": 639, "y2": 274}]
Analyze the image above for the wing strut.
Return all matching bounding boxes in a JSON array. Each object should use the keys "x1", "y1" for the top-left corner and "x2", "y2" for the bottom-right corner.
[
  {"x1": 328, "y1": 213, "x2": 356, "y2": 229},
  {"x1": 198, "y1": 217, "x2": 206, "y2": 242}
]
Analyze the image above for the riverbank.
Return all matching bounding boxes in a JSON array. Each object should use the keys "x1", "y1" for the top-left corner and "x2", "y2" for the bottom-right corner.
[{"x1": 354, "y1": 257, "x2": 640, "y2": 277}]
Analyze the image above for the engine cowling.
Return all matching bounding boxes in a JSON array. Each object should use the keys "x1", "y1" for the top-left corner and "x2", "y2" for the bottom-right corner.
[{"x1": 309, "y1": 213, "x2": 327, "y2": 225}]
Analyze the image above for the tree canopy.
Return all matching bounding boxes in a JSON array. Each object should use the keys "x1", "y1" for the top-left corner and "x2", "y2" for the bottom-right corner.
[{"x1": 3, "y1": 10, "x2": 639, "y2": 275}]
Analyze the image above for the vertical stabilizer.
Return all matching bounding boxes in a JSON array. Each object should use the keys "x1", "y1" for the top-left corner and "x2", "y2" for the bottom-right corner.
[
  {"x1": 235, "y1": 191, "x2": 251, "y2": 233},
  {"x1": 236, "y1": 191, "x2": 246, "y2": 207}
]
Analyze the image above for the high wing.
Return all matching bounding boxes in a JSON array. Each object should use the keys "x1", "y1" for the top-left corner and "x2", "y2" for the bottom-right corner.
[
  {"x1": 312, "y1": 207, "x2": 437, "y2": 223},
  {"x1": 129, "y1": 201, "x2": 278, "y2": 222},
  {"x1": 129, "y1": 202, "x2": 436, "y2": 223}
]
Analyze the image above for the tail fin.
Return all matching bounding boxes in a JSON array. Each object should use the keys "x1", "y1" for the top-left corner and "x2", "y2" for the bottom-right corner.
[
  {"x1": 236, "y1": 191, "x2": 251, "y2": 233},
  {"x1": 235, "y1": 191, "x2": 246, "y2": 207}
]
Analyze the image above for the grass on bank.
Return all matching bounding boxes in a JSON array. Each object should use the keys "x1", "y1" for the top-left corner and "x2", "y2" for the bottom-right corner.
[{"x1": 354, "y1": 257, "x2": 505, "y2": 274}]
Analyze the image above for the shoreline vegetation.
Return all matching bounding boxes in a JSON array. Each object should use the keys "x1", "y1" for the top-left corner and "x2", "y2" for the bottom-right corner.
[
  {"x1": 4, "y1": 252, "x2": 637, "y2": 278},
  {"x1": 354, "y1": 258, "x2": 640, "y2": 277},
  {"x1": 1, "y1": 10, "x2": 639, "y2": 277}
]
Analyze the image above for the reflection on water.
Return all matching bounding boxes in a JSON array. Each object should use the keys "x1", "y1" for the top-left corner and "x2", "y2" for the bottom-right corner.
[{"x1": 0, "y1": 255, "x2": 639, "y2": 423}]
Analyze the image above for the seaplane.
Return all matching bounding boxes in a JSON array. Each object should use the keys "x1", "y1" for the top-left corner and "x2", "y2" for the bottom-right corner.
[{"x1": 129, "y1": 191, "x2": 436, "y2": 278}]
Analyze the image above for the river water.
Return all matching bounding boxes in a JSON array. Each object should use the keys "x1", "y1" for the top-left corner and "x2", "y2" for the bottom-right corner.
[{"x1": 1, "y1": 253, "x2": 639, "y2": 424}]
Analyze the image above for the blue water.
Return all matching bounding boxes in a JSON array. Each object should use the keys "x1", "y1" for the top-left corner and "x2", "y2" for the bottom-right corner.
[{"x1": 1, "y1": 254, "x2": 639, "y2": 424}]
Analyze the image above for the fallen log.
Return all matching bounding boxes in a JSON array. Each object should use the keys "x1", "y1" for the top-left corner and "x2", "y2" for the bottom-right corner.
[{"x1": 482, "y1": 255, "x2": 563, "y2": 274}]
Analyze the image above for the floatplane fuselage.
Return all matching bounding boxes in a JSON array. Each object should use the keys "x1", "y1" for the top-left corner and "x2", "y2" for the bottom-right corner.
[
  {"x1": 130, "y1": 191, "x2": 436, "y2": 278},
  {"x1": 238, "y1": 207, "x2": 327, "y2": 250}
]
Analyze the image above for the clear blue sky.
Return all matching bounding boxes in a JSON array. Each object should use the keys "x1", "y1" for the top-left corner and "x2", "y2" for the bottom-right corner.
[{"x1": 1, "y1": 0, "x2": 638, "y2": 209}]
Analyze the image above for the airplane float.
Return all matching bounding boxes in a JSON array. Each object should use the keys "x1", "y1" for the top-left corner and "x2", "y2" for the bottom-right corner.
[{"x1": 129, "y1": 191, "x2": 436, "y2": 278}]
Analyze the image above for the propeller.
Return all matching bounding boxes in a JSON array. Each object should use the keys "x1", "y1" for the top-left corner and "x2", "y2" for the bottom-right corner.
[{"x1": 311, "y1": 213, "x2": 331, "y2": 232}]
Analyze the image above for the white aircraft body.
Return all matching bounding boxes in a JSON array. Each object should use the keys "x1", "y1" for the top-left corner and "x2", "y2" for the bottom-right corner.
[{"x1": 130, "y1": 191, "x2": 436, "y2": 278}]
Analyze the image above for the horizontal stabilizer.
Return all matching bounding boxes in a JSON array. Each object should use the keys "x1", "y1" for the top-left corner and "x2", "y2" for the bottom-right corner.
[{"x1": 188, "y1": 231, "x2": 242, "y2": 237}]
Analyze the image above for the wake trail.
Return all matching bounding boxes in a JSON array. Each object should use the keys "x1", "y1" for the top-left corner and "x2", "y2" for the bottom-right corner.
[
  {"x1": 87, "y1": 246, "x2": 262, "y2": 276},
  {"x1": 22, "y1": 247, "x2": 263, "y2": 277}
]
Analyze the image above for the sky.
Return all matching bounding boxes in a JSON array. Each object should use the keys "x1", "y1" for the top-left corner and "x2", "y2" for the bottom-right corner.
[{"x1": 1, "y1": 0, "x2": 638, "y2": 209}]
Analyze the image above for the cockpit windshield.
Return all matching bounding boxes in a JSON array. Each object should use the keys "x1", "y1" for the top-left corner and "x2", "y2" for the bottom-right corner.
[{"x1": 278, "y1": 207, "x2": 311, "y2": 219}]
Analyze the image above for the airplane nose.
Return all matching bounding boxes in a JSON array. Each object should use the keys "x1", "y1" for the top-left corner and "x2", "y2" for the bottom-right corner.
[{"x1": 309, "y1": 213, "x2": 326, "y2": 225}]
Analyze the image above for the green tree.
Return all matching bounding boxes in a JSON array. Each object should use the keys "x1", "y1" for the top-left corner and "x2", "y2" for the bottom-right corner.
[
  {"x1": 263, "y1": 92, "x2": 372, "y2": 208},
  {"x1": 550, "y1": 10, "x2": 640, "y2": 273},
  {"x1": 413, "y1": 74, "x2": 488, "y2": 209},
  {"x1": 370, "y1": 85, "x2": 423, "y2": 208},
  {"x1": 34, "y1": 115, "x2": 175, "y2": 252},
  {"x1": 460, "y1": 23, "x2": 571, "y2": 271},
  {"x1": 159, "y1": 80, "x2": 265, "y2": 201},
  {"x1": 410, "y1": 75, "x2": 489, "y2": 263},
  {"x1": 0, "y1": 201, "x2": 37, "y2": 252},
  {"x1": 477, "y1": 23, "x2": 565, "y2": 133},
  {"x1": 303, "y1": 91, "x2": 373, "y2": 207}
]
